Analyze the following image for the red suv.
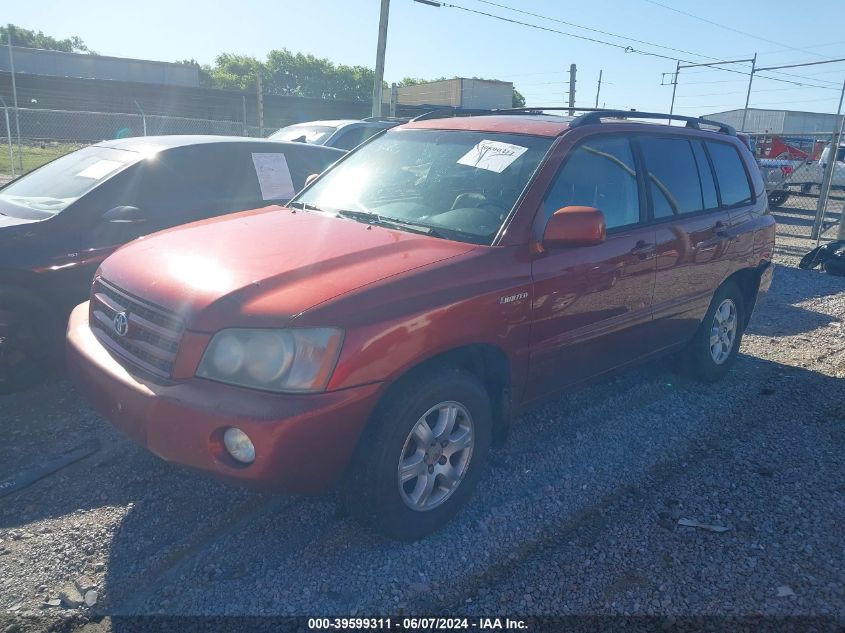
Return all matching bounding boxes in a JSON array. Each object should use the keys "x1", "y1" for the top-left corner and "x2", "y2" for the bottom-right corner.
[{"x1": 67, "y1": 110, "x2": 775, "y2": 540}]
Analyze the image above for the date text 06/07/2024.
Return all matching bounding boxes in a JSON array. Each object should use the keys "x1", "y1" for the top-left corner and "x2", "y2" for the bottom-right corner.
[{"x1": 307, "y1": 617, "x2": 529, "y2": 630}]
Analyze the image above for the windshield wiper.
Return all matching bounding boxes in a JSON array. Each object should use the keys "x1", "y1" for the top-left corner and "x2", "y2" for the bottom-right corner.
[
  {"x1": 287, "y1": 201, "x2": 326, "y2": 212},
  {"x1": 336, "y1": 209, "x2": 445, "y2": 238}
]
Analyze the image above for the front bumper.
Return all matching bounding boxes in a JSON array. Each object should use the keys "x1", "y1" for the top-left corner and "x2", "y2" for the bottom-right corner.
[{"x1": 66, "y1": 302, "x2": 382, "y2": 493}]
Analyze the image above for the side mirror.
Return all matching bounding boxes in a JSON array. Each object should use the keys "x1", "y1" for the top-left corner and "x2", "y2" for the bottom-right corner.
[
  {"x1": 102, "y1": 206, "x2": 146, "y2": 224},
  {"x1": 542, "y1": 206, "x2": 606, "y2": 248},
  {"x1": 304, "y1": 173, "x2": 320, "y2": 188}
]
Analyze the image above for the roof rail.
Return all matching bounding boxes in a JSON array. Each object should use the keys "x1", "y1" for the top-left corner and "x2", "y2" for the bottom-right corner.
[
  {"x1": 570, "y1": 110, "x2": 736, "y2": 135},
  {"x1": 409, "y1": 107, "x2": 495, "y2": 122},
  {"x1": 491, "y1": 106, "x2": 606, "y2": 115},
  {"x1": 410, "y1": 108, "x2": 454, "y2": 122}
]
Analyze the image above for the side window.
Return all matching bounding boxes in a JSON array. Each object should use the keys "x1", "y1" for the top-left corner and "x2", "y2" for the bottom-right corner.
[
  {"x1": 332, "y1": 126, "x2": 378, "y2": 151},
  {"x1": 543, "y1": 136, "x2": 640, "y2": 230},
  {"x1": 639, "y1": 136, "x2": 705, "y2": 219},
  {"x1": 691, "y1": 140, "x2": 719, "y2": 209},
  {"x1": 706, "y1": 141, "x2": 753, "y2": 207},
  {"x1": 137, "y1": 146, "x2": 259, "y2": 226}
]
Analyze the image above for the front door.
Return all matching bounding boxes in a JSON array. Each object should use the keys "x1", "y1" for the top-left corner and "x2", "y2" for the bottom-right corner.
[{"x1": 526, "y1": 134, "x2": 656, "y2": 401}]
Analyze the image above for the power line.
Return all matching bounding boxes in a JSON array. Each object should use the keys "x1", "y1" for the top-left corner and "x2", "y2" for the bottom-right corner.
[
  {"x1": 642, "y1": 0, "x2": 836, "y2": 61},
  {"x1": 474, "y1": 0, "x2": 713, "y2": 62},
  {"x1": 641, "y1": 0, "x2": 843, "y2": 86},
  {"x1": 427, "y1": 1, "x2": 841, "y2": 91}
]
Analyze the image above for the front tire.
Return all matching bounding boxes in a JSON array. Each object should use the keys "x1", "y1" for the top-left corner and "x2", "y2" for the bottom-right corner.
[
  {"x1": 678, "y1": 282, "x2": 745, "y2": 383},
  {"x1": 344, "y1": 366, "x2": 492, "y2": 541}
]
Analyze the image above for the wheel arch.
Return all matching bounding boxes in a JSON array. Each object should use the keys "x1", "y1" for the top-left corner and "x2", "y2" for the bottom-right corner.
[
  {"x1": 721, "y1": 264, "x2": 765, "y2": 327},
  {"x1": 372, "y1": 343, "x2": 513, "y2": 445}
]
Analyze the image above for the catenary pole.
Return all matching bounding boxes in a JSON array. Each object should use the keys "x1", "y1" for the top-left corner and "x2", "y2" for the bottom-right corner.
[
  {"x1": 740, "y1": 53, "x2": 757, "y2": 132},
  {"x1": 595, "y1": 70, "x2": 602, "y2": 108}
]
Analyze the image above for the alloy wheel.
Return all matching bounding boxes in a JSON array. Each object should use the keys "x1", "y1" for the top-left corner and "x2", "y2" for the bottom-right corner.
[
  {"x1": 709, "y1": 298, "x2": 738, "y2": 365},
  {"x1": 397, "y1": 401, "x2": 475, "y2": 511}
]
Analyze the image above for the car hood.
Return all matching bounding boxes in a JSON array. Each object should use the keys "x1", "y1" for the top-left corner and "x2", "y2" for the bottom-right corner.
[{"x1": 98, "y1": 206, "x2": 476, "y2": 332}]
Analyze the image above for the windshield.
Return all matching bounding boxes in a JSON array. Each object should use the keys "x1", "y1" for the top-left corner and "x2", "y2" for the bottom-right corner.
[
  {"x1": 269, "y1": 124, "x2": 338, "y2": 144},
  {"x1": 292, "y1": 129, "x2": 553, "y2": 244},
  {"x1": 0, "y1": 146, "x2": 139, "y2": 220}
]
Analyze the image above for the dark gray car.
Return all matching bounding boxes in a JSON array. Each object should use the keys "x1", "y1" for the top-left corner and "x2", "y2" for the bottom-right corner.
[{"x1": 0, "y1": 135, "x2": 344, "y2": 393}]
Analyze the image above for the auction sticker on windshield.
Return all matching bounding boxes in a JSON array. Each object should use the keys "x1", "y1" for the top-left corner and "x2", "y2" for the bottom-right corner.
[
  {"x1": 457, "y1": 139, "x2": 528, "y2": 173},
  {"x1": 75, "y1": 160, "x2": 125, "y2": 180},
  {"x1": 252, "y1": 152, "x2": 296, "y2": 201}
]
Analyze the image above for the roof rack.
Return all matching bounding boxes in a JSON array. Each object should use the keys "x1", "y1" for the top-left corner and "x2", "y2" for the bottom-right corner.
[
  {"x1": 491, "y1": 107, "x2": 606, "y2": 115},
  {"x1": 409, "y1": 106, "x2": 735, "y2": 136},
  {"x1": 570, "y1": 110, "x2": 736, "y2": 136}
]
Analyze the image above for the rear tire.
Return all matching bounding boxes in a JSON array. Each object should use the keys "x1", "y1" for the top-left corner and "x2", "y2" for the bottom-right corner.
[
  {"x1": 343, "y1": 366, "x2": 492, "y2": 541},
  {"x1": 0, "y1": 292, "x2": 60, "y2": 394},
  {"x1": 677, "y1": 282, "x2": 745, "y2": 383}
]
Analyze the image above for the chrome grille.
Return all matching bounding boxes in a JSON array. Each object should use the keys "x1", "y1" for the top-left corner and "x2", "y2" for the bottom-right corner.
[{"x1": 89, "y1": 277, "x2": 184, "y2": 379}]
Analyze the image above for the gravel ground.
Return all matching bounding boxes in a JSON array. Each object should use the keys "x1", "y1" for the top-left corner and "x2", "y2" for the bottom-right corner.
[{"x1": 0, "y1": 216, "x2": 843, "y2": 632}]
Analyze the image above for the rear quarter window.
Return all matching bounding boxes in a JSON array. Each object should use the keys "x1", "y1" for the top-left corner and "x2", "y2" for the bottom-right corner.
[{"x1": 706, "y1": 141, "x2": 753, "y2": 207}]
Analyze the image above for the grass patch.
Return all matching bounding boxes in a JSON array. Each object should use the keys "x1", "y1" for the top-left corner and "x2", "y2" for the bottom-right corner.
[{"x1": 0, "y1": 142, "x2": 88, "y2": 177}]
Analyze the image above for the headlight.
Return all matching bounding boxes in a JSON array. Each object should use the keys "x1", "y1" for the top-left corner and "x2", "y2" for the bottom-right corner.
[{"x1": 197, "y1": 327, "x2": 343, "y2": 393}]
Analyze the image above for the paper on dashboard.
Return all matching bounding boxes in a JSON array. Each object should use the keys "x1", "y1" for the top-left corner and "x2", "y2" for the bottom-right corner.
[{"x1": 252, "y1": 152, "x2": 296, "y2": 201}]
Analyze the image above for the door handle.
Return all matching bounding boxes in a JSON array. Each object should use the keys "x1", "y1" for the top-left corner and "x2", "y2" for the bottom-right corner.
[{"x1": 630, "y1": 240, "x2": 655, "y2": 260}]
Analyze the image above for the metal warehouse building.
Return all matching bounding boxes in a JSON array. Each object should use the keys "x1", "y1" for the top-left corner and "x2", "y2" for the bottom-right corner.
[{"x1": 704, "y1": 108, "x2": 842, "y2": 135}]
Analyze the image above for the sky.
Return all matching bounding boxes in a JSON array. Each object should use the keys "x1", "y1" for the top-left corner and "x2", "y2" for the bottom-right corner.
[{"x1": 5, "y1": 0, "x2": 845, "y2": 116}]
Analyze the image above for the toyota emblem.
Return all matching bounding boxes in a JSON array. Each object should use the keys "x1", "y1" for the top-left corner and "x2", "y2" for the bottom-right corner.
[{"x1": 113, "y1": 311, "x2": 129, "y2": 337}]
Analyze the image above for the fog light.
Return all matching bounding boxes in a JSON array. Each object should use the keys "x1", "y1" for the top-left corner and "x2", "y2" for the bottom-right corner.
[{"x1": 223, "y1": 427, "x2": 255, "y2": 464}]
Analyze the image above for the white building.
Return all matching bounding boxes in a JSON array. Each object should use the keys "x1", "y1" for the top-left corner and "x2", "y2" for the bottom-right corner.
[{"x1": 704, "y1": 108, "x2": 842, "y2": 135}]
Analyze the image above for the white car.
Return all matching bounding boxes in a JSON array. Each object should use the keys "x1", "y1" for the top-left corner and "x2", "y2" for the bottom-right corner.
[
  {"x1": 787, "y1": 143, "x2": 845, "y2": 191},
  {"x1": 269, "y1": 118, "x2": 405, "y2": 151}
]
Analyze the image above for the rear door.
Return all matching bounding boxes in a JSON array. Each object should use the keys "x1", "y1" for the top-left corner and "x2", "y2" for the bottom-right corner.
[
  {"x1": 640, "y1": 134, "x2": 736, "y2": 346},
  {"x1": 527, "y1": 134, "x2": 656, "y2": 400}
]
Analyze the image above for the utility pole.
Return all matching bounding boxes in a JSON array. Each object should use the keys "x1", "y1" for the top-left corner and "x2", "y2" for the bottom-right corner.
[
  {"x1": 242, "y1": 95, "x2": 247, "y2": 135},
  {"x1": 668, "y1": 60, "x2": 680, "y2": 120},
  {"x1": 372, "y1": 0, "x2": 391, "y2": 118},
  {"x1": 6, "y1": 26, "x2": 22, "y2": 172},
  {"x1": 740, "y1": 52, "x2": 757, "y2": 132},
  {"x1": 595, "y1": 70, "x2": 603, "y2": 108},
  {"x1": 568, "y1": 64, "x2": 576, "y2": 115},
  {"x1": 256, "y1": 71, "x2": 264, "y2": 137}
]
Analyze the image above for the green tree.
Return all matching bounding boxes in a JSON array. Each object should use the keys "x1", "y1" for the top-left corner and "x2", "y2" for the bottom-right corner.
[
  {"x1": 264, "y1": 50, "x2": 375, "y2": 100},
  {"x1": 512, "y1": 88, "x2": 526, "y2": 108},
  {"x1": 206, "y1": 53, "x2": 264, "y2": 91},
  {"x1": 0, "y1": 24, "x2": 92, "y2": 53}
]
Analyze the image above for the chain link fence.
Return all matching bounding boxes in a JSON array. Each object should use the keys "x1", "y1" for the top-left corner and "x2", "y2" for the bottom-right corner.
[
  {"x1": 0, "y1": 106, "x2": 268, "y2": 178},
  {"x1": 747, "y1": 132, "x2": 844, "y2": 260}
]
